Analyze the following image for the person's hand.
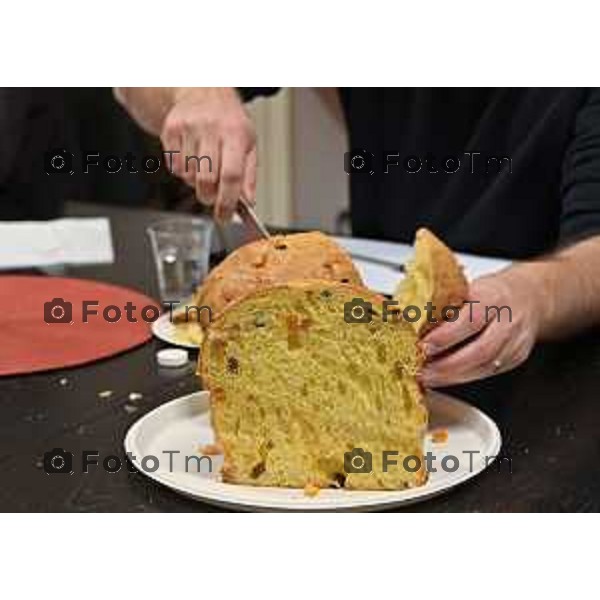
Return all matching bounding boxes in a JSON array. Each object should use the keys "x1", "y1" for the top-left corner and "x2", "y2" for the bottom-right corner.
[
  {"x1": 160, "y1": 87, "x2": 257, "y2": 221},
  {"x1": 419, "y1": 267, "x2": 544, "y2": 387}
]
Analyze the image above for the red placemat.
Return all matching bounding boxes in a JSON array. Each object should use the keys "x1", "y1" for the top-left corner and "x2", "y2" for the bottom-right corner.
[{"x1": 0, "y1": 276, "x2": 157, "y2": 376}]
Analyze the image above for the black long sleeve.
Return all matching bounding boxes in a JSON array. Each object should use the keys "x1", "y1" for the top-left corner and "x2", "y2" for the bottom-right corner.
[{"x1": 559, "y1": 88, "x2": 600, "y2": 245}]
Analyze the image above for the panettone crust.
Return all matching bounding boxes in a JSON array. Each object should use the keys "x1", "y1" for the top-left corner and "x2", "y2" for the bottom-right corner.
[{"x1": 194, "y1": 232, "x2": 363, "y2": 327}]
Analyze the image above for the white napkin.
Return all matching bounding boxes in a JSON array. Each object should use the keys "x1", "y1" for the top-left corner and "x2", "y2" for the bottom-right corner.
[
  {"x1": 0, "y1": 218, "x2": 114, "y2": 269},
  {"x1": 335, "y1": 236, "x2": 511, "y2": 295}
]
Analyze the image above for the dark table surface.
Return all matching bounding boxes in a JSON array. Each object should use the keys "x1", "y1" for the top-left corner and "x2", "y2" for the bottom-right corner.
[{"x1": 1, "y1": 202, "x2": 599, "y2": 512}]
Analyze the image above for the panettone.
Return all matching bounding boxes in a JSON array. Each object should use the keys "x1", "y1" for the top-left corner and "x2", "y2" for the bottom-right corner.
[{"x1": 198, "y1": 228, "x2": 468, "y2": 492}]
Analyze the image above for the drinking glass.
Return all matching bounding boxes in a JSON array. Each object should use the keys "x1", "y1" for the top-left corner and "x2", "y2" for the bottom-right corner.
[{"x1": 147, "y1": 217, "x2": 213, "y2": 305}]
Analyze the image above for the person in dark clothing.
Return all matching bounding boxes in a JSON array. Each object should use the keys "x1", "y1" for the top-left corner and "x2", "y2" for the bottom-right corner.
[
  {"x1": 0, "y1": 88, "x2": 74, "y2": 220},
  {"x1": 338, "y1": 88, "x2": 600, "y2": 259},
  {"x1": 0, "y1": 88, "x2": 179, "y2": 221},
  {"x1": 115, "y1": 87, "x2": 600, "y2": 387}
]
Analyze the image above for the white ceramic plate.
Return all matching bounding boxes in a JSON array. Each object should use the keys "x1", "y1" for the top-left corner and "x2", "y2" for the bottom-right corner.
[
  {"x1": 152, "y1": 312, "x2": 203, "y2": 349},
  {"x1": 124, "y1": 391, "x2": 501, "y2": 511}
]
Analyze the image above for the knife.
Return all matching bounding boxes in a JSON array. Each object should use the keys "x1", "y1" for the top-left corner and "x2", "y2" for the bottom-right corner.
[
  {"x1": 236, "y1": 198, "x2": 271, "y2": 240},
  {"x1": 348, "y1": 252, "x2": 405, "y2": 272}
]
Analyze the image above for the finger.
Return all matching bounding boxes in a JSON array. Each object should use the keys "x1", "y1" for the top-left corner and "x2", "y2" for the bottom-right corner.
[
  {"x1": 181, "y1": 128, "x2": 198, "y2": 186},
  {"x1": 195, "y1": 135, "x2": 220, "y2": 205},
  {"x1": 420, "y1": 321, "x2": 511, "y2": 387},
  {"x1": 241, "y1": 146, "x2": 257, "y2": 205},
  {"x1": 421, "y1": 297, "x2": 488, "y2": 358},
  {"x1": 216, "y1": 141, "x2": 246, "y2": 222},
  {"x1": 161, "y1": 129, "x2": 183, "y2": 177}
]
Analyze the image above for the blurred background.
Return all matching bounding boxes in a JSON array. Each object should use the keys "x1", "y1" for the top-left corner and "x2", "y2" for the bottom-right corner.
[{"x1": 0, "y1": 88, "x2": 349, "y2": 233}]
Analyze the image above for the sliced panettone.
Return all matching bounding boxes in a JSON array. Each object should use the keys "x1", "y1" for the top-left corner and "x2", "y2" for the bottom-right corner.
[
  {"x1": 193, "y1": 232, "x2": 363, "y2": 327},
  {"x1": 394, "y1": 228, "x2": 468, "y2": 334},
  {"x1": 200, "y1": 280, "x2": 427, "y2": 491},
  {"x1": 198, "y1": 227, "x2": 468, "y2": 493}
]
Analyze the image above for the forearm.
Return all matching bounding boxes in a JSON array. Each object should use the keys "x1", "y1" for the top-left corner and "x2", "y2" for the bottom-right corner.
[
  {"x1": 113, "y1": 87, "x2": 177, "y2": 134},
  {"x1": 114, "y1": 87, "x2": 236, "y2": 135},
  {"x1": 501, "y1": 235, "x2": 600, "y2": 340}
]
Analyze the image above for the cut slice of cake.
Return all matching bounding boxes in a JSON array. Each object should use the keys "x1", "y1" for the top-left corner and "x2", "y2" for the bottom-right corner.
[
  {"x1": 200, "y1": 280, "x2": 427, "y2": 491},
  {"x1": 193, "y1": 232, "x2": 363, "y2": 327},
  {"x1": 394, "y1": 228, "x2": 469, "y2": 334}
]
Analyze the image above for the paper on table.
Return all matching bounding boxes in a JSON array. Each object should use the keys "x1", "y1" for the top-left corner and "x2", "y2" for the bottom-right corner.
[
  {"x1": 335, "y1": 236, "x2": 511, "y2": 295},
  {"x1": 0, "y1": 218, "x2": 114, "y2": 269}
]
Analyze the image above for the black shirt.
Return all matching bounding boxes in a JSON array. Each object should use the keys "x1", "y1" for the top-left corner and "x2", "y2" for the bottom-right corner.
[
  {"x1": 0, "y1": 88, "x2": 73, "y2": 220},
  {"x1": 0, "y1": 88, "x2": 157, "y2": 221},
  {"x1": 245, "y1": 88, "x2": 600, "y2": 259}
]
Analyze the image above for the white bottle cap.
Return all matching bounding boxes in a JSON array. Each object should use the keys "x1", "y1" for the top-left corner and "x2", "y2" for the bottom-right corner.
[{"x1": 157, "y1": 348, "x2": 189, "y2": 368}]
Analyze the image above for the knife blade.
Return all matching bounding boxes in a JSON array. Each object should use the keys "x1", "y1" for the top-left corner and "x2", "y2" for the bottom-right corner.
[
  {"x1": 236, "y1": 198, "x2": 271, "y2": 240},
  {"x1": 349, "y1": 252, "x2": 405, "y2": 272}
]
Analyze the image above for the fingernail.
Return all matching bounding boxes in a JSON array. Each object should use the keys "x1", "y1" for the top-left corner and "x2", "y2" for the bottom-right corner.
[
  {"x1": 417, "y1": 369, "x2": 433, "y2": 388},
  {"x1": 421, "y1": 342, "x2": 442, "y2": 358}
]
